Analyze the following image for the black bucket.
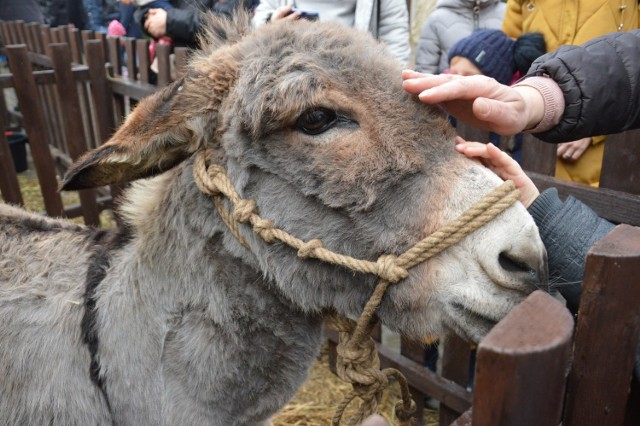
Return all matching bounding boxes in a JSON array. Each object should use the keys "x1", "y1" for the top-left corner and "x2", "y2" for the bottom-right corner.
[{"x1": 6, "y1": 132, "x2": 28, "y2": 173}]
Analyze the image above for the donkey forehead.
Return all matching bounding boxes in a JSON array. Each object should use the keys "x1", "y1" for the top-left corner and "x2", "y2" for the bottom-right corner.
[{"x1": 229, "y1": 22, "x2": 410, "y2": 138}]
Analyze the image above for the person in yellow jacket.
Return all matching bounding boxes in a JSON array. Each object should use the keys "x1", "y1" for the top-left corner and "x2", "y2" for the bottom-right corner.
[{"x1": 502, "y1": 0, "x2": 639, "y2": 186}]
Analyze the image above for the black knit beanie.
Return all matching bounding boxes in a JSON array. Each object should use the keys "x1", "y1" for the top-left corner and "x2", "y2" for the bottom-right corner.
[{"x1": 448, "y1": 30, "x2": 546, "y2": 85}]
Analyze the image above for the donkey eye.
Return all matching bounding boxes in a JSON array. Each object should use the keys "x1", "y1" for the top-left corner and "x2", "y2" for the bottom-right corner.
[{"x1": 295, "y1": 108, "x2": 338, "y2": 135}]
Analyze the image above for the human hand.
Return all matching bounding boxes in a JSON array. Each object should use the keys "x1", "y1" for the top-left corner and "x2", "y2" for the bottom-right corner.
[
  {"x1": 144, "y1": 8, "x2": 168, "y2": 38},
  {"x1": 270, "y1": 5, "x2": 301, "y2": 22},
  {"x1": 556, "y1": 138, "x2": 591, "y2": 162},
  {"x1": 402, "y1": 71, "x2": 545, "y2": 136},
  {"x1": 455, "y1": 137, "x2": 540, "y2": 207}
]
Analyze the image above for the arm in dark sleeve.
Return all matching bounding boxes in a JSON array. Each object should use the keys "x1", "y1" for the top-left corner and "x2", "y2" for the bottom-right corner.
[
  {"x1": 527, "y1": 30, "x2": 640, "y2": 142},
  {"x1": 165, "y1": 7, "x2": 202, "y2": 46},
  {"x1": 527, "y1": 188, "x2": 615, "y2": 313}
]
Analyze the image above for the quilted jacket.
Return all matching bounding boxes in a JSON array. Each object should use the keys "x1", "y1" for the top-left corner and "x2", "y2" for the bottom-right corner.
[{"x1": 528, "y1": 30, "x2": 640, "y2": 145}]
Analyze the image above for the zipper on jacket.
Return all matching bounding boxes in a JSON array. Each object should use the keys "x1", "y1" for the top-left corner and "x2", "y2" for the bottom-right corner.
[{"x1": 473, "y1": 0, "x2": 480, "y2": 30}]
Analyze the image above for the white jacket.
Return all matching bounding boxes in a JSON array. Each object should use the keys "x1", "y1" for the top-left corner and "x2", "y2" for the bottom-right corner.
[
  {"x1": 253, "y1": 0, "x2": 411, "y2": 65},
  {"x1": 414, "y1": 0, "x2": 506, "y2": 74}
]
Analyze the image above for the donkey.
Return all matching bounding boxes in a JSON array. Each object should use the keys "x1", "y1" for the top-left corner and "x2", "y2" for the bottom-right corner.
[{"x1": 0, "y1": 12, "x2": 547, "y2": 425}]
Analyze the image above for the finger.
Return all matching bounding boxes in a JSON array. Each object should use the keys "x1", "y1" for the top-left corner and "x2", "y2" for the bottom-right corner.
[
  {"x1": 414, "y1": 75, "x2": 496, "y2": 103},
  {"x1": 402, "y1": 70, "x2": 431, "y2": 80},
  {"x1": 454, "y1": 136, "x2": 466, "y2": 145},
  {"x1": 401, "y1": 73, "x2": 461, "y2": 96}
]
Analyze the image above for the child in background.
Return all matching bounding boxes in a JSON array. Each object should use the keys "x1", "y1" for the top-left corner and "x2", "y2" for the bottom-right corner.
[
  {"x1": 113, "y1": 0, "x2": 173, "y2": 58},
  {"x1": 446, "y1": 29, "x2": 546, "y2": 161}
]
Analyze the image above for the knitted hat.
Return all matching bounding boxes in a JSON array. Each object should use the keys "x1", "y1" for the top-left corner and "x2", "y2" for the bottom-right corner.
[{"x1": 448, "y1": 29, "x2": 516, "y2": 85}]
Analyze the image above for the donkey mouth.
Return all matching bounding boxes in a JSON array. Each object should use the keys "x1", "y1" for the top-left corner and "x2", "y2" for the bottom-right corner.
[{"x1": 447, "y1": 302, "x2": 498, "y2": 343}]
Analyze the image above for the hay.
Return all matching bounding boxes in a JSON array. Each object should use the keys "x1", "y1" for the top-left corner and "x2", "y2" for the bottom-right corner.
[{"x1": 272, "y1": 344, "x2": 439, "y2": 426}]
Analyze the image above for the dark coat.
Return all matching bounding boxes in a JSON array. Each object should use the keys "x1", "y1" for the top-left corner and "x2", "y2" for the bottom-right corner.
[
  {"x1": 527, "y1": 29, "x2": 640, "y2": 143},
  {"x1": 138, "y1": 0, "x2": 257, "y2": 48},
  {"x1": 0, "y1": 0, "x2": 45, "y2": 23}
]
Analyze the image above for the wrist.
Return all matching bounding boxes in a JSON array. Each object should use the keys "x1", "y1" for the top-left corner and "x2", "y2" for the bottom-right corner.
[
  {"x1": 513, "y1": 85, "x2": 545, "y2": 131},
  {"x1": 512, "y1": 77, "x2": 564, "y2": 133}
]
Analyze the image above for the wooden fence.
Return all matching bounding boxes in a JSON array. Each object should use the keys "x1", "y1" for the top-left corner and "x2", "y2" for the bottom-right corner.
[
  {"x1": 1, "y1": 19, "x2": 639, "y2": 426},
  {"x1": 0, "y1": 20, "x2": 188, "y2": 225}
]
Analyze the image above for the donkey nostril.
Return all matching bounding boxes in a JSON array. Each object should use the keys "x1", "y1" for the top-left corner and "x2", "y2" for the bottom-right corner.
[
  {"x1": 498, "y1": 251, "x2": 549, "y2": 290},
  {"x1": 498, "y1": 251, "x2": 532, "y2": 274}
]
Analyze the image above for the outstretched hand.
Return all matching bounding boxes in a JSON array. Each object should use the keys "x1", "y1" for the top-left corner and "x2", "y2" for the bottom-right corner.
[
  {"x1": 402, "y1": 71, "x2": 545, "y2": 136},
  {"x1": 454, "y1": 137, "x2": 540, "y2": 207}
]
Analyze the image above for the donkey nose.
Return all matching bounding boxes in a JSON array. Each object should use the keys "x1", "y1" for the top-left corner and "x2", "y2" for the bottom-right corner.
[{"x1": 498, "y1": 250, "x2": 549, "y2": 291}]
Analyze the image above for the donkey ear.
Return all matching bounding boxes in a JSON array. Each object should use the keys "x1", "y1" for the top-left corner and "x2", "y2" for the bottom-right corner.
[{"x1": 61, "y1": 77, "x2": 200, "y2": 190}]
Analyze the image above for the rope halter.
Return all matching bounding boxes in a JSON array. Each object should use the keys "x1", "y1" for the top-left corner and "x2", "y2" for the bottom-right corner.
[{"x1": 192, "y1": 148, "x2": 520, "y2": 425}]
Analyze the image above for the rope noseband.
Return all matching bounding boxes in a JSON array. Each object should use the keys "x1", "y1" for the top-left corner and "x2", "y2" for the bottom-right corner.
[{"x1": 193, "y1": 149, "x2": 520, "y2": 425}]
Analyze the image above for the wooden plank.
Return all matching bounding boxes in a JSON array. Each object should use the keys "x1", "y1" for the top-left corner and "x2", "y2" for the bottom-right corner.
[
  {"x1": 0, "y1": 22, "x2": 10, "y2": 46},
  {"x1": 85, "y1": 39, "x2": 115, "y2": 144},
  {"x1": 563, "y1": 225, "x2": 640, "y2": 426},
  {"x1": 123, "y1": 37, "x2": 136, "y2": 80},
  {"x1": 0, "y1": 108, "x2": 24, "y2": 206},
  {"x1": 136, "y1": 39, "x2": 151, "y2": 83},
  {"x1": 107, "y1": 36, "x2": 122, "y2": 77},
  {"x1": 439, "y1": 334, "x2": 471, "y2": 426},
  {"x1": 520, "y1": 133, "x2": 557, "y2": 175},
  {"x1": 528, "y1": 172, "x2": 640, "y2": 226},
  {"x1": 600, "y1": 129, "x2": 640, "y2": 194},
  {"x1": 7, "y1": 22, "x2": 19, "y2": 45},
  {"x1": 50, "y1": 43, "x2": 101, "y2": 226},
  {"x1": 109, "y1": 76, "x2": 159, "y2": 100},
  {"x1": 26, "y1": 22, "x2": 43, "y2": 54},
  {"x1": 68, "y1": 28, "x2": 82, "y2": 64},
  {"x1": 472, "y1": 291, "x2": 573, "y2": 426},
  {"x1": 40, "y1": 25, "x2": 53, "y2": 57},
  {"x1": 400, "y1": 337, "x2": 426, "y2": 425},
  {"x1": 156, "y1": 42, "x2": 171, "y2": 87},
  {"x1": 5, "y1": 45, "x2": 64, "y2": 217}
]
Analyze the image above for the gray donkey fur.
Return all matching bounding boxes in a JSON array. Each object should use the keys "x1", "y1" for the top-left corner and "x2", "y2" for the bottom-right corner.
[{"x1": 0, "y1": 11, "x2": 547, "y2": 425}]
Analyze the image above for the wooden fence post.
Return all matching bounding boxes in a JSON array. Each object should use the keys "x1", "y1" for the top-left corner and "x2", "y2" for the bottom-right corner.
[
  {"x1": 50, "y1": 43, "x2": 101, "y2": 226},
  {"x1": 471, "y1": 290, "x2": 574, "y2": 426},
  {"x1": 6, "y1": 44, "x2": 65, "y2": 217},
  {"x1": 563, "y1": 225, "x2": 640, "y2": 426}
]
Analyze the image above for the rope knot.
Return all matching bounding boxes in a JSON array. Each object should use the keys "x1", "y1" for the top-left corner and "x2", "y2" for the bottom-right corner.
[
  {"x1": 374, "y1": 255, "x2": 408, "y2": 283},
  {"x1": 233, "y1": 199, "x2": 257, "y2": 223},
  {"x1": 394, "y1": 398, "x2": 417, "y2": 422},
  {"x1": 253, "y1": 218, "x2": 277, "y2": 243},
  {"x1": 298, "y1": 239, "x2": 323, "y2": 259}
]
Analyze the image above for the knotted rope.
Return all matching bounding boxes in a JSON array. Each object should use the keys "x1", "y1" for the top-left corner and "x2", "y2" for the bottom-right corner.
[{"x1": 193, "y1": 149, "x2": 519, "y2": 425}]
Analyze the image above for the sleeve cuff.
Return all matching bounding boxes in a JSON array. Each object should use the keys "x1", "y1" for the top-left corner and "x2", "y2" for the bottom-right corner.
[{"x1": 512, "y1": 76, "x2": 565, "y2": 133}]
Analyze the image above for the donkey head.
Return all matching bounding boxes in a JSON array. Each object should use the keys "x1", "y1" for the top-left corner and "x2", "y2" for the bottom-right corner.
[{"x1": 63, "y1": 13, "x2": 547, "y2": 343}]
